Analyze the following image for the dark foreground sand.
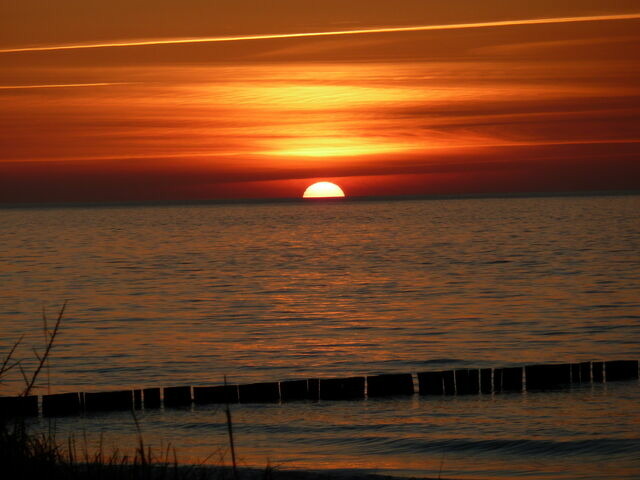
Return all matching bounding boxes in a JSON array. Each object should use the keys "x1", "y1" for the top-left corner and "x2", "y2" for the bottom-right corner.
[
  {"x1": 71, "y1": 464, "x2": 444, "y2": 480},
  {"x1": 170, "y1": 465, "x2": 444, "y2": 480}
]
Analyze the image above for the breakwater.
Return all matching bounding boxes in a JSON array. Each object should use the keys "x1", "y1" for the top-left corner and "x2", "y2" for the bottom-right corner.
[{"x1": 1, "y1": 359, "x2": 637, "y2": 417}]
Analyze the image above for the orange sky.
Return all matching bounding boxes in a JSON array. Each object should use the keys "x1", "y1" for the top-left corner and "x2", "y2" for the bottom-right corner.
[{"x1": 1, "y1": 0, "x2": 639, "y2": 202}]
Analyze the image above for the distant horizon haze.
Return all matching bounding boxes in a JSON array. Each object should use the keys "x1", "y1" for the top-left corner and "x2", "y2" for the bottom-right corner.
[{"x1": 1, "y1": 187, "x2": 639, "y2": 209}]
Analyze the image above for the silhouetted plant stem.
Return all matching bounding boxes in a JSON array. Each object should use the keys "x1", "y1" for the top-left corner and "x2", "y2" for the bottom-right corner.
[
  {"x1": 23, "y1": 301, "x2": 67, "y2": 397},
  {"x1": 0, "y1": 334, "x2": 24, "y2": 385},
  {"x1": 224, "y1": 375, "x2": 238, "y2": 480}
]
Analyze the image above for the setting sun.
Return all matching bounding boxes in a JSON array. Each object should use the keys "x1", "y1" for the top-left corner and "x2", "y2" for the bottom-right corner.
[{"x1": 303, "y1": 182, "x2": 346, "y2": 198}]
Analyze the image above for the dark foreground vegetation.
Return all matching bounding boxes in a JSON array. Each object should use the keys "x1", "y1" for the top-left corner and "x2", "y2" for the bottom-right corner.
[
  {"x1": 0, "y1": 303, "x2": 219, "y2": 480},
  {"x1": 0, "y1": 418, "x2": 226, "y2": 480},
  {"x1": 1, "y1": 304, "x2": 424, "y2": 480},
  {"x1": 0, "y1": 417, "x2": 413, "y2": 480}
]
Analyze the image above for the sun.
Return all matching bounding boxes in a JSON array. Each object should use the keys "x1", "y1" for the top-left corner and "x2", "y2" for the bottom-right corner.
[{"x1": 303, "y1": 181, "x2": 345, "y2": 199}]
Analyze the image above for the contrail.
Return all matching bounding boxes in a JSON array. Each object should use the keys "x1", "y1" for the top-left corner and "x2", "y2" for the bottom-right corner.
[
  {"x1": 0, "y1": 83, "x2": 125, "y2": 89},
  {"x1": 1, "y1": 13, "x2": 638, "y2": 54}
]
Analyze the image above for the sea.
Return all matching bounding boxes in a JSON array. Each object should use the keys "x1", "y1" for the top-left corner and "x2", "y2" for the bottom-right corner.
[{"x1": 1, "y1": 194, "x2": 639, "y2": 479}]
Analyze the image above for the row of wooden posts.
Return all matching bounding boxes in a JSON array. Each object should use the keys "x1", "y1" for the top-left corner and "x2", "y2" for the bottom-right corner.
[{"x1": 1, "y1": 359, "x2": 637, "y2": 418}]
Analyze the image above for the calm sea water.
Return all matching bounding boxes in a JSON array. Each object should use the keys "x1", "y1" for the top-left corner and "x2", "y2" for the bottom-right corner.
[{"x1": 1, "y1": 195, "x2": 639, "y2": 479}]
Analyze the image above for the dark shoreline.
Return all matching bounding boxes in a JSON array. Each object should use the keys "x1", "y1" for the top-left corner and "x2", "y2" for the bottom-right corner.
[{"x1": 95, "y1": 465, "x2": 448, "y2": 480}]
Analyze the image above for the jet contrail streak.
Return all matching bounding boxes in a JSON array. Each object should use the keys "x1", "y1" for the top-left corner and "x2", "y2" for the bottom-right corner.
[
  {"x1": 0, "y1": 83, "x2": 125, "y2": 89},
  {"x1": 1, "y1": 13, "x2": 639, "y2": 54}
]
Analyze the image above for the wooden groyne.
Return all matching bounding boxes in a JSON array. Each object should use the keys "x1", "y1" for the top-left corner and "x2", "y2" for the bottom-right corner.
[{"x1": 0, "y1": 359, "x2": 637, "y2": 418}]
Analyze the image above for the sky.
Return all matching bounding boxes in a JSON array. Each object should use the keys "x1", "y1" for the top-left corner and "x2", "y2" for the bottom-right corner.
[{"x1": 1, "y1": 0, "x2": 639, "y2": 203}]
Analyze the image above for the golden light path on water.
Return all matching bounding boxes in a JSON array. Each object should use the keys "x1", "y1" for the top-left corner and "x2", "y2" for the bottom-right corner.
[{"x1": 1, "y1": 13, "x2": 638, "y2": 53}]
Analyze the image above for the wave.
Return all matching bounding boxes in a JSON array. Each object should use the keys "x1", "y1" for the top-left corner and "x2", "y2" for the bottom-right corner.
[{"x1": 304, "y1": 435, "x2": 640, "y2": 458}]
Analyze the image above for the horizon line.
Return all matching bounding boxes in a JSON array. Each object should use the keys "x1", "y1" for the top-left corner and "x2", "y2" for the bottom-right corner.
[
  {"x1": 1, "y1": 189, "x2": 638, "y2": 209},
  {"x1": 1, "y1": 13, "x2": 639, "y2": 54}
]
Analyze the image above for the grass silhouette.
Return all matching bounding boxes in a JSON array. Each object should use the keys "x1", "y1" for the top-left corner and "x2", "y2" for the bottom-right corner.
[
  {"x1": 1, "y1": 305, "x2": 425, "y2": 480},
  {"x1": 0, "y1": 303, "x2": 237, "y2": 480}
]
